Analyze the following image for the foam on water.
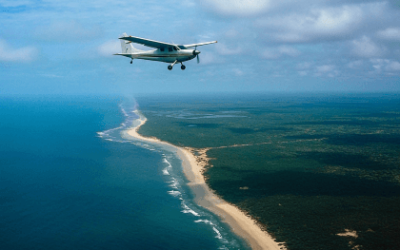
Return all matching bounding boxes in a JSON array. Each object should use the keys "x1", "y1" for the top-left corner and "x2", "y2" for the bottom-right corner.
[
  {"x1": 167, "y1": 190, "x2": 181, "y2": 197},
  {"x1": 195, "y1": 219, "x2": 214, "y2": 225},
  {"x1": 162, "y1": 169, "x2": 170, "y2": 175},
  {"x1": 181, "y1": 203, "x2": 200, "y2": 217},
  {"x1": 162, "y1": 157, "x2": 173, "y2": 176},
  {"x1": 213, "y1": 227, "x2": 223, "y2": 239},
  {"x1": 119, "y1": 104, "x2": 129, "y2": 117},
  {"x1": 169, "y1": 178, "x2": 179, "y2": 189}
]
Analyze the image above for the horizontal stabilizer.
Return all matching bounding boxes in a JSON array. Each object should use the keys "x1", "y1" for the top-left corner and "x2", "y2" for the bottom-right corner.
[{"x1": 113, "y1": 53, "x2": 141, "y2": 58}]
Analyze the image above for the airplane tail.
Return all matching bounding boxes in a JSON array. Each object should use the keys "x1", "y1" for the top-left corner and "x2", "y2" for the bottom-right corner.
[{"x1": 120, "y1": 33, "x2": 143, "y2": 53}]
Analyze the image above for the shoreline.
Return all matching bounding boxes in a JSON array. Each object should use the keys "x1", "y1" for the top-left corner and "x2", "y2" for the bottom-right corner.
[{"x1": 126, "y1": 112, "x2": 283, "y2": 250}]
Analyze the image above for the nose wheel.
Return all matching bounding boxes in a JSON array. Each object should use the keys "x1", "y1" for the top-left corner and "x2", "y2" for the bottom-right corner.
[
  {"x1": 130, "y1": 59, "x2": 133, "y2": 64},
  {"x1": 181, "y1": 64, "x2": 186, "y2": 70}
]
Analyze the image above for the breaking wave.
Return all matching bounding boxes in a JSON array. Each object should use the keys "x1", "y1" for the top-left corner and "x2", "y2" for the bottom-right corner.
[
  {"x1": 167, "y1": 190, "x2": 181, "y2": 197},
  {"x1": 213, "y1": 227, "x2": 223, "y2": 239},
  {"x1": 162, "y1": 169, "x2": 170, "y2": 175},
  {"x1": 195, "y1": 219, "x2": 214, "y2": 225},
  {"x1": 169, "y1": 178, "x2": 179, "y2": 189}
]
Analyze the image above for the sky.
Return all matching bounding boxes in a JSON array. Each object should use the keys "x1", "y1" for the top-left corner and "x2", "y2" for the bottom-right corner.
[{"x1": 1, "y1": 0, "x2": 400, "y2": 95}]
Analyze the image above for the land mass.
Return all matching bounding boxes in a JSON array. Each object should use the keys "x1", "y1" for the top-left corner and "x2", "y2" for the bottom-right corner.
[
  {"x1": 135, "y1": 93, "x2": 400, "y2": 250},
  {"x1": 126, "y1": 112, "x2": 283, "y2": 250}
]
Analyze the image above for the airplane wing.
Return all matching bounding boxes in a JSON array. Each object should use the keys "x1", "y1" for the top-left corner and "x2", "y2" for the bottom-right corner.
[
  {"x1": 119, "y1": 35, "x2": 217, "y2": 49},
  {"x1": 181, "y1": 41, "x2": 218, "y2": 49},
  {"x1": 119, "y1": 35, "x2": 177, "y2": 49}
]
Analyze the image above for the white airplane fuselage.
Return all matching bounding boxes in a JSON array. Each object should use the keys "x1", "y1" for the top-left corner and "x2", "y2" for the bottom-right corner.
[
  {"x1": 115, "y1": 33, "x2": 216, "y2": 70},
  {"x1": 127, "y1": 49, "x2": 198, "y2": 63}
]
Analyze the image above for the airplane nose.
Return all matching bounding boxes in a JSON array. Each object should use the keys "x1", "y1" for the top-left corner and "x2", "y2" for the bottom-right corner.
[{"x1": 193, "y1": 50, "x2": 200, "y2": 55}]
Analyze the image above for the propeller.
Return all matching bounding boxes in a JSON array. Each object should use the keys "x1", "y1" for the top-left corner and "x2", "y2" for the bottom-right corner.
[{"x1": 193, "y1": 46, "x2": 200, "y2": 64}]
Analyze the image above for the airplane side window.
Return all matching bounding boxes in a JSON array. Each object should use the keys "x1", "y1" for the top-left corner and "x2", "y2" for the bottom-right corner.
[
  {"x1": 168, "y1": 47, "x2": 173, "y2": 52},
  {"x1": 160, "y1": 48, "x2": 165, "y2": 52},
  {"x1": 173, "y1": 47, "x2": 177, "y2": 51}
]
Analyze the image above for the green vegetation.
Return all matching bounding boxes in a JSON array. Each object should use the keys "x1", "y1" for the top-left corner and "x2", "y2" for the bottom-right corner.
[{"x1": 137, "y1": 93, "x2": 400, "y2": 250}]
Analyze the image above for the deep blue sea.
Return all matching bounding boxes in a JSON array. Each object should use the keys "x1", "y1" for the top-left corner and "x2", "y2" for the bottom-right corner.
[{"x1": 0, "y1": 96, "x2": 248, "y2": 250}]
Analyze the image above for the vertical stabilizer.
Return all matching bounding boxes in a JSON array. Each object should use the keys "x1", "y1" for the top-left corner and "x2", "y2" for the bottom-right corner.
[{"x1": 120, "y1": 33, "x2": 142, "y2": 53}]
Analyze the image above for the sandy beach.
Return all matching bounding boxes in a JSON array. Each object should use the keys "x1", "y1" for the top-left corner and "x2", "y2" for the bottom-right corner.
[{"x1": 126, "y1": 113, "x2": 283, "y2": 250}]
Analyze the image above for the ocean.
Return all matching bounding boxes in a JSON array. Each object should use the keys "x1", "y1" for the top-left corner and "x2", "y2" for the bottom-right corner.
[{"x1": 0, "y1": 96, "x2": 248, "y2": 250}]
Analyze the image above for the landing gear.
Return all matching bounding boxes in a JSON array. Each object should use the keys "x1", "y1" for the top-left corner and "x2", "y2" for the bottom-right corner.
[
  {"x1": 181, "y1": 63, "x2": 186, "y2": 70},
  {"x1": 168, "y1": 60, "x2": 178, "y2": 71},
  {"x1": 130, "y1": 59, "x2": 133, "y2": 64}
]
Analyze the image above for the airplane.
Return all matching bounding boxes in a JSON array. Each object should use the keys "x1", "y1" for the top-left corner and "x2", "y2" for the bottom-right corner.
[{"x1": 114, "y1": 33, "x2": 217, "y2": 70}]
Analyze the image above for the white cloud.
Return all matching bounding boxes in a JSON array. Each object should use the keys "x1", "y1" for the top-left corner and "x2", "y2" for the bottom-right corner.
[
  {"x1": 377, "y1": 27, "x2": 400, "y2": 41},
  {"x1": 370, "y1": 59, "x2": 386, "y2": 71},
  {"x1": 256, "y1": 4, "x2": 369, "y2": 43},
  {"x1": 297, "y1": 62, "x2": 312, "y2": 70},
  {"x1": 200, "y1": 0, "x2": 271, "y2": 17},
  {"x1": 233, "y1": 68, "x2": 244, "y2": 76},
  {"x1": 351, "y1": 36, "x2": 384, "y2": 58},
  {"x1": 98, "y1": 40, "x2": 121, "y2": 57},
  {"x1": 298, "y1": 71, "x2": 308, "y2": 76},
  {"x1": 386, "y1": 61, "x2": 400, "y2": 71},
  {"x1": 262, "y1": 50, "x2": 280, "y2": 59},
  {"x1": 262, "y1": 46, "x2": 300, "y2": 59},
  {"x1": 317, "y1": 65, "x2": 335, "y2": 73},
  {"x1": 216, "y1": 43, "x2": 242, "y2": 55},
  {"x1": 315, "y1": 64, "x2": 338, "y2": 77},
  {"x1": 0, "y1": 39, "x2": 38, "y2": 62},
  {"x1": 369, "y1": 59, "x2": 400, "y2": 73},
  {"x1": 347, "y1": 60, "x2": 364, "y2": 69},
  {"x1": 198, "y1": 52, "x2": 223, "y2": 64},
  {"x1": 224, "y1": 29, "x2": 240, "y2": 38},
  {"x1": 278, "y1": 46, "x2": 301, "y2": 57},
  {"x1": 34, "y1": 21, "x2": 102, "y2": 42}
]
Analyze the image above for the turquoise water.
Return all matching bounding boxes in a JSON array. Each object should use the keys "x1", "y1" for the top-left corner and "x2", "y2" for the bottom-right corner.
[{"x1": 0, "y1": 96, "x2": 248, "y2": 250}]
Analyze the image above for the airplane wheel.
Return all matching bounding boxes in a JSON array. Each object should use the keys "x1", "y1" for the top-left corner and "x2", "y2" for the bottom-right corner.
[
  {"x1": 168, "y1": 65, "x2": 173, "y2": 70},
  {"x1": 181, "y1": 65, "x2": 186, "y2": 70},
  {"x1": 130, "y1": 60, "x2": 133, "y2": 64}
]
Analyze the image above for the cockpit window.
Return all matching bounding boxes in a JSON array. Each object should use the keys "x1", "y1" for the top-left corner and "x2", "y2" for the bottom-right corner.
[
  {"x1": 173, "y1": 47, "x2": 177, "y2": 51},
  {"x1": 160, "y1": 48, "x2": 165, "y2": 52},
  {"x1": 168, "y1": 47, "x2": 173, "y2": 52}
]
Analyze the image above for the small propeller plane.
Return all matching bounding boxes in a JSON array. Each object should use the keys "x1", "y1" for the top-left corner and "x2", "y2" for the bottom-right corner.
[{"x1": 114, "y1": 33, "x2": 217, "y2": 70}]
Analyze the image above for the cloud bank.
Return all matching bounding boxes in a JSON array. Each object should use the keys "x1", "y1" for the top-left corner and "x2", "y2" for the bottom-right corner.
[{"x1": 199, "y1": 0, "x2": 400, "y2": 79}]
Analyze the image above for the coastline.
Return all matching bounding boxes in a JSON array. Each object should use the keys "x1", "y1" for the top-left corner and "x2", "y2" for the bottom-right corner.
[{"x1": 125, "y1": 111, "x2": 283, "y2": 250}]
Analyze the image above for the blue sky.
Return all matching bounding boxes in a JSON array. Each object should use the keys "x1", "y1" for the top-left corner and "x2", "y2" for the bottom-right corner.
[{"x1": 1, "y1": 0, "x2": 400, "y2": 95}]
